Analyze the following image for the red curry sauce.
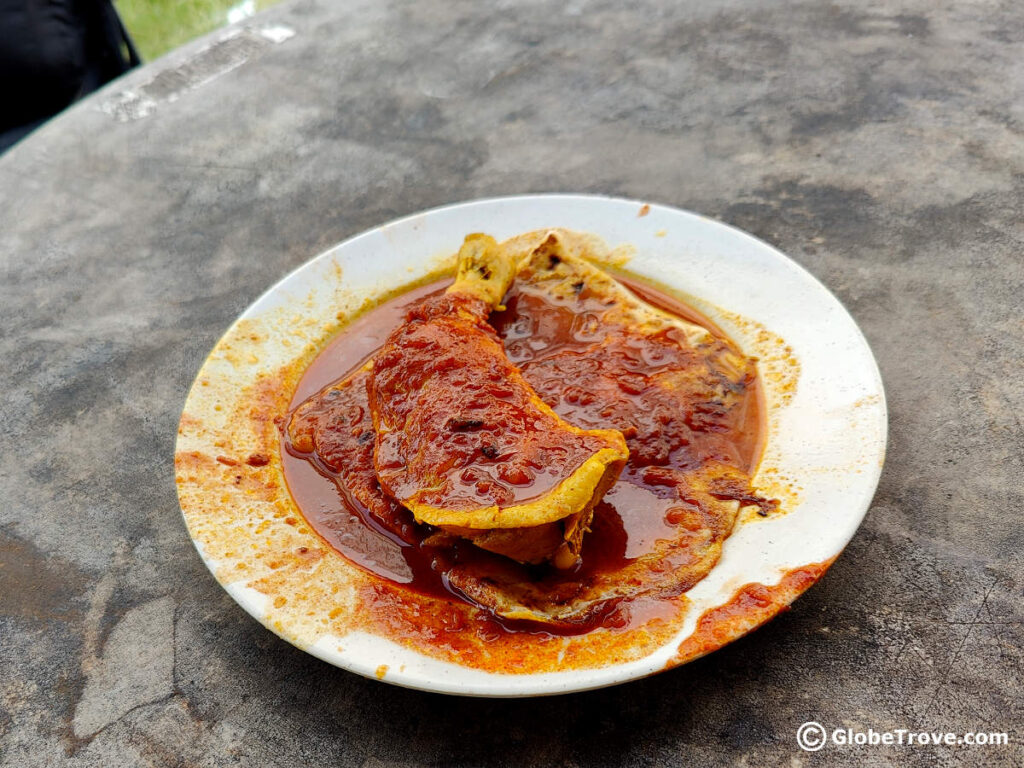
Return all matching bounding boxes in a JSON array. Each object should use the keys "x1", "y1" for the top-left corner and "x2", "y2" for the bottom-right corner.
[
  {"x1": 281, "y1": 276, "x2": 765, "y2": 634},
  {"x1": 368, "y1": 291, "x2": 622, "y2": 512}
]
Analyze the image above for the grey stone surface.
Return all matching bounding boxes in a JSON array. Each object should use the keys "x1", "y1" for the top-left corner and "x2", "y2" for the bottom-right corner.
[{"x1": 1, "y1": 0, "x2": 1021, "y2": 765}]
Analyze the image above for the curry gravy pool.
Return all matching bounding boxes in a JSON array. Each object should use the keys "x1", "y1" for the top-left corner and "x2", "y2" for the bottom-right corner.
[{"x1": 281, "y1": 274, "x2": 768, "y2": 637}]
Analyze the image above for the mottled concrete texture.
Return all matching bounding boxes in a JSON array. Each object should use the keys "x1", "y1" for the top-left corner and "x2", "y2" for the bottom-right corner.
[{"x1": 1, "y1": 0, "x2": 1022, "y2": 765}]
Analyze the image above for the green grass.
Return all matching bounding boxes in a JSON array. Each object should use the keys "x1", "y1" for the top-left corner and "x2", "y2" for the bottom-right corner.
[{"x1": 115, "y1": 0, "x2": 279, "y2": 61}]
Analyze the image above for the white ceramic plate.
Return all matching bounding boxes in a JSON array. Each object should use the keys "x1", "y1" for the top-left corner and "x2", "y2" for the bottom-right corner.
[{"x1": 175, "y1": 194, "x2": 886, "y2": 696}]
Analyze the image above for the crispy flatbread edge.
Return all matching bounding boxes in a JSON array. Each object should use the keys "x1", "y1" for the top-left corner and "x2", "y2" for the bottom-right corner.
[
  {"x1": 512, "y1": 230, "x2": 716, "y2": 349},
  {"x1": 428, "y1": 442, "x2": 627, "y2": 567},
  {"x1": 408, "y1": 441, "x2": 628, "y2": 529}
]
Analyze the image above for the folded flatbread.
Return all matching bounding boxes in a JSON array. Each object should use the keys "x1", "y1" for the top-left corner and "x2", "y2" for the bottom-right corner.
[
  {"x1": 444, "y1": 231, "x2": 769, "y2": 624},
  {"x1": 288, "y1": 230, "x2": 770, "y2": 626},
  {"x1": 291, "y1": 234, "x2": 628, "y2": 568}
]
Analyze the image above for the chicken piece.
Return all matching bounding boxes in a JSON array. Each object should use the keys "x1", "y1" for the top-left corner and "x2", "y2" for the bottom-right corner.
[
  {"x1": 367, "y1": 234, "x2": 629, "y2": 568},
  {"x1": 443, "y1": 231, "x2": 773, "y2": 625}
]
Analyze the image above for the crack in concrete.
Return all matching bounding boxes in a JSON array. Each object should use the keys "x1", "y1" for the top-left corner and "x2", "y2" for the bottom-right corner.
[{"x1": 921, "y1": 576, "x2": 1000, "y2": 717}]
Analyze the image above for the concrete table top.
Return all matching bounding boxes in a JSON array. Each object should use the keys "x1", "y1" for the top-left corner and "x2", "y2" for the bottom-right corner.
[{"x1": 1, "y1": 0, "x2": 1021, "y2": 765}]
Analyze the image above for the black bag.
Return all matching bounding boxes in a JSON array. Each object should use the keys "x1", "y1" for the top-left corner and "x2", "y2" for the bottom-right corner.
[{"x1": 0, "y1": 0, "x2": 140, "y2": 141}]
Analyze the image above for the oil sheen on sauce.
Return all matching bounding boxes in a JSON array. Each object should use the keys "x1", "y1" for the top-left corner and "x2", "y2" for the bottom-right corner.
[{"x1": 281, "y1": 276, "x2": 765, "y2": 635}]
